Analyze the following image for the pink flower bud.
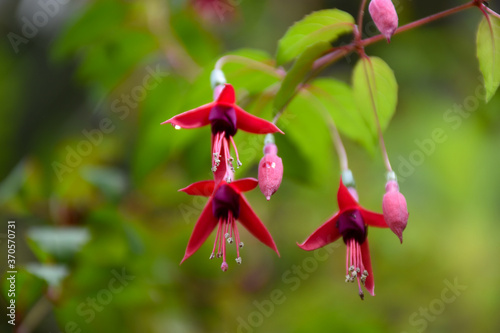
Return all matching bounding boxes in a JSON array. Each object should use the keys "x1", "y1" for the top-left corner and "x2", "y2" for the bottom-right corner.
[
  {"x1": 258, "y1": 143, "x2": 283, "y2": 201},
  {"x1": 382, "y1": 180, "x2": 408, "y2": 243},
  {"x1": 368, "y1": 0, "x2": 398, "y2": 42}
]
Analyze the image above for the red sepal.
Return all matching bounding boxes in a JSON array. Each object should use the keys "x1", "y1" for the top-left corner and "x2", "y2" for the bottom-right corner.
[
  {"x1": 179, "y1": 180, "x2": 215, "y2": 197},
  {"x1": 180, "y1": 199, "x2": 218, "y2": 264},
  {"x1": 297, "y1": 213, "x2": 342, "y2": 251},
  {"x1": 238, "y1": 194, "x2": 279, "y2": 256}
]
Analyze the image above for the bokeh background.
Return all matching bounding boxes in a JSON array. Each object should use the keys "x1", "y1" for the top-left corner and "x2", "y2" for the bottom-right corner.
[{"x1": 1, "y1": 0, "x2": 500, "y2": 332}]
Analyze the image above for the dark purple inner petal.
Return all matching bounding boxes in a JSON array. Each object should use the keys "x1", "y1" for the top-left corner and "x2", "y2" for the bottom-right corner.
[
  {"x1": 337, "y1": 209, "x2": 367, "y2": 244},
  {"x1": 209, "y1": 105, "x2": 237, "y2": 137},
  {"x1": 212, "y1": 184, "x2": 240, "y2": 219}
]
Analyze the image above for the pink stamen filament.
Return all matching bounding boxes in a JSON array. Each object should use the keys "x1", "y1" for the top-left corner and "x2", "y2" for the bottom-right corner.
[
  {"x1": 209, "y1": 212, "x2": 243, "y2": 270},
  {"x1": 212, "y1": 131, "x2": 226, "y2": 171},
  {"x1": 230, "y1": 136, "x2": 242, "y2": 167},
  {"x1": 211, "y1": 217, "x2": 223, "y2": 259},
  {"x1": 345, "y1": 243, "x2": 349, "y2": 276},
  {"x1": 345, "y1": 238, "x2": 366, "y2": 299},
  {"x1": 222, "y1": 219, "x2": 227, "y2": 270},
  {"x1": 233, "y1": 219, "x2": 241, "y2": 261},
  {"x1": 222, "y1": 136, "x2": 234, "y2": 182}
]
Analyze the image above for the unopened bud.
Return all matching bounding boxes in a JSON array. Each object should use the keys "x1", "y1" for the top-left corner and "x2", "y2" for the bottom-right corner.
[
  {"x1": 258, "y1": 142, "x2": 283, "y2": 201},
  {"x1": 382, "y1": 179, "x2": 408, "y2": 243},
  {"x1": 368, "y1": 0, "x2": 398, "y2": 42}
]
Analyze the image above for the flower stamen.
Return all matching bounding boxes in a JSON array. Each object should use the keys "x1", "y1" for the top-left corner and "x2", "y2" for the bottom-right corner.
[
  {"x1": 230, "y1": 136, "x2": 242, "y2": 168},
  {"x1": 345, "y1": 238, "x2": 366, "y2": 300}
]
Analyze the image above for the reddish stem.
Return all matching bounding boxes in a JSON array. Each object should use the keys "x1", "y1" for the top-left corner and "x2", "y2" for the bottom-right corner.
[
  {"x1": 313, "y1": 1, "x2": 477, "y2": 71},
  {"x1": 361, "y1": 1, "x2": 476, "y2": 46},
  {"x1": 357, "y1": 0, "x2": 369, "y2": 41}
]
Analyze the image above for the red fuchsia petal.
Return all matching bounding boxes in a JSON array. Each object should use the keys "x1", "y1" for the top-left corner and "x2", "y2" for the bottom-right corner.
[
  {"x1": 230, "y1": 178, "x2": 259, "y2": 193},
  {"x1": 161, "y1": 103, "x2": 214, "y2": 129},
  {"x1": 233, "y1": 105, "x2": 284, "y2": 135},
  {"x1": 360, "y1": 209, "x2": 389, "y2": 228},
  {"x1": 297, "y1": 213, "x2": 342, "y2": 251},
  {"x1": 216, "y1": 83, "x2": 236, "y2": 104},
  {"x1": 360, "y1": 239, "x2": 375, "y2": 296},
  {"x1": 237, "y1": 194, "x2": 280, "y2": 256},
  {"x1": 180, "y1": 199, "x2": 218, "y2": 264},
  {"x1": 337, "y1": 180, "x2": 359, "y2": 210},
  {"x1": 178, "y1": 180, "x2": 215, "y2": 197}
]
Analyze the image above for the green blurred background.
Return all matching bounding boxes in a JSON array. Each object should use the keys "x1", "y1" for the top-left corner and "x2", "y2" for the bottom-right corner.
[{"x1": 1, "y1": 0, "x2": 500, "y2": 332}]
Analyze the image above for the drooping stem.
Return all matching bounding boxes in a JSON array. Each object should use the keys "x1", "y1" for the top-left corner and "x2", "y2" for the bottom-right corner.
[
  {"x1": 220, "y1": 0, "x2": 479, "y2": 129},
  {"x1": 361, "y1": 1, "x2": 477, "y2": 46},
  {"x1": 313, "y1": 1, "x2": 477, "y2": 72},
  {"x1": 361, "y1": 55, "x2": 393, "y2": 172},
  {"x1": 215, "y1": 55, "x2": 285, "y2": 78},
  {"x1": 302, "y1": 89, "x2": 349, "y2": 171},
  {"x1": 357, "y1": 0, "x2": 369, "y2": 40},
  {"x1": 328, "y1": 115, "x2": 350, "y2": 171}
]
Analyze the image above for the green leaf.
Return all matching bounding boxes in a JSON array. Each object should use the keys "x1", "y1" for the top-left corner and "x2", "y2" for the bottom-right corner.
[
  {"x1": 51, "y1": 0, "x2": 158, "y2": 94},
  {"x1": 307, "y1": 78, "x2": 373, "y2": 149},
  {"x1": 51, "y1": 0, "x2": 127, "y2": 61},
  {"x1": 283, "y1": 93, "x2": 335, "y2": 185},
  {"x1": 222, "y1": 49, "x2": 281, "y2": 95},
  {"x1": 476, "y1": 15, "x2": 500, "y2": 102},
  {"x1": 170, "y1": 9, "x2": 221, "y2": 65},
  {"x1": 274, "y1": 42, "x2": 331, "y2": 112},
  {"x1": 276, "y1": 9, "x2": 354, "y2": 65},
  {"x1": 27, "y1": 227, "x2": 91, "y2": 262},
  {"x1": 352, "y1": 56, "x2": 398, "y2": 141}
]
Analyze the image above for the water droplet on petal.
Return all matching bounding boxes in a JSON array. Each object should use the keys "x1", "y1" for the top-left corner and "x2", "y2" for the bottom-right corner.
[{"x1": 174, "y1": 125, "x2": 181, "y2": 130}]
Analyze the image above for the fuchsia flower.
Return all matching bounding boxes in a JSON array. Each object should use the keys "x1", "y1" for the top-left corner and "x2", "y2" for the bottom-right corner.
[
  {"x1": 369, "y1": 0, "x2": 399, "y2": 42},
  {"x1": 179, "y1": 178, "x2": 279, "y2": 271},
  {"x1": 258, "y1": 142, "x2": 283, "y2": 201},
  {"x1": 382, "y1": 180, "x2": 408, "y2": 243},
  {"x1": 298, "y1": 180, "x2": 389, "y2": 299},
  {"x1": 162, "y1": 84, "x2": 283, "y2": 183}
]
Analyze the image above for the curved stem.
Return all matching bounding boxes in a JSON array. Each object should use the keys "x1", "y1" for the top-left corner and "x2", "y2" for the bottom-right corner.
[
  {"x1": 313, "y1": 47, "x2": 351, "y2": 72},
  {"x1": 215, "y1": 55, "x2": 285, "y2": 78},
  {"x1": 361, "y1": 1, "x2": 476, "y2": 46},
  {"x1": 360, "y1": 56, "x2": 393, "y2": 172},
  {"x1": 313, "y1": 1, "x2": 477, "y2": 72},
  {"x1": 253, "y1": 1, "x2": 477, "y2": 127},
  {"x1": 486, "y1": 7, "x2": 500, "y2": 20},
  {"x1": 357, "y1": 0, "x2": 369, "y2": 39},
  {"x1": 302, "y1": 89, "x2": 349, "y2": 171}
]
